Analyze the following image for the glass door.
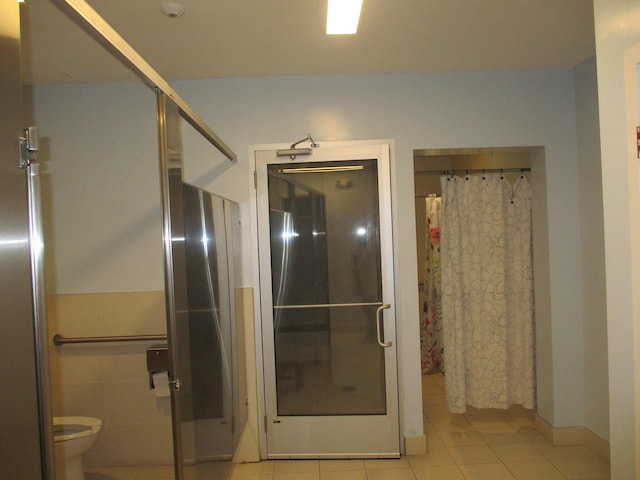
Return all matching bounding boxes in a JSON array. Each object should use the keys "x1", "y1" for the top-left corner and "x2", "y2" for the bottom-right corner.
[{"x1": 256, "y1": 142, "x2": 399, "y2": 458}]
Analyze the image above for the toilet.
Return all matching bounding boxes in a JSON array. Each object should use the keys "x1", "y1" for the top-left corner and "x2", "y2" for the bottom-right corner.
[{"x1": 53, "y1": 416, "x2": 101, "y2": 480}]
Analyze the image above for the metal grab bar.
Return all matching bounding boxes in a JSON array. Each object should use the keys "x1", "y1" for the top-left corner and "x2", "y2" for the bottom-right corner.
[
  {"x1": 53, "y1": 333, "x2": 167, "y2": 346},
  {"x1": 274, "y1": 302, "x2": 384, "y2": 310}
]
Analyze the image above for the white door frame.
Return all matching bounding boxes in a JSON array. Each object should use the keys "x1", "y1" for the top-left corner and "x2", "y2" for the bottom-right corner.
[{"x1": 248, "y1": 139, "x2": 400, "y2": 459}]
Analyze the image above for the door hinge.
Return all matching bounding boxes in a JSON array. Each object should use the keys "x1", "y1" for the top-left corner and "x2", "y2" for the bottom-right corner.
[
  {"x1": 254, "y1": 170, "x2": 257, "y2": 189},
  {"x1": 19, "y1": 126, "x2": 39, "y2": 169}
]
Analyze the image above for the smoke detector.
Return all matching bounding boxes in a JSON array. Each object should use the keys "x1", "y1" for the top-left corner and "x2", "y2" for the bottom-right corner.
[{"x1": 160, "y1": 2, "x2": 185, "y2": 18}]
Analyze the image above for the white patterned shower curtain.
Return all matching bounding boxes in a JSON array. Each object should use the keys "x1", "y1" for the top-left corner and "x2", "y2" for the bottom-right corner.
[
  {"x1": 440, "y1": 174, "x2": 535, "y2": 413},
  {"x1": 421, "y1": 197, "x2": 444, "y2": 373}
]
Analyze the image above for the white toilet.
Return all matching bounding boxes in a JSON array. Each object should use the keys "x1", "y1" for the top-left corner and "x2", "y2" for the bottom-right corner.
[{"x1": 53, "y1": 416, "x2": 102, "y2": 480}]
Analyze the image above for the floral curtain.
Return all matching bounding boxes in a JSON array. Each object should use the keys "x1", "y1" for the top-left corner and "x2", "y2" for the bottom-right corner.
[
  {"x1": 421, "y1": 196, "x2": 443, "y2": 373},
  {"x1": 440, "y1": 174, "x2": 535, "y2": 413}
]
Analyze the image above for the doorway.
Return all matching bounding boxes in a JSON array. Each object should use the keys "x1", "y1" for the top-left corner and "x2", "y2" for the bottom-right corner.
[
  {"x1": 414, "y1": 147, "x2": 551, "y2": 416},
  {"x1": 255, "y1": 141, "x2": 399, "y2": 458}
]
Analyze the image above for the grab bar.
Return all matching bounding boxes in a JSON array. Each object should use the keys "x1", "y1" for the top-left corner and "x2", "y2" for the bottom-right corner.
[
  {"x1": 274, "y1": 302, "x2": 384, "y2": 310},
  {"x1": 53, "y1": 333, "x2": 167, "y2": 346}
]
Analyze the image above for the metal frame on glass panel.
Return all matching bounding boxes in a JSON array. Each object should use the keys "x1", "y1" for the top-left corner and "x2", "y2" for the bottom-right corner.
[{"x1": 255, "y1": 141, "x2": 400, "y2": 458}]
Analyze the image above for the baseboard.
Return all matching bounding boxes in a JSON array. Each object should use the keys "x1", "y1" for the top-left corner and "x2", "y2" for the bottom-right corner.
[
  {"x1": 404, "y1": 434, "x2": 427, "y2": 455},
  {"x1": 535, "y1": 414, "x2": 609, "y2": 461},
  {"x1": 584, "y1": 428, "x2": 610, "y2": 462}
]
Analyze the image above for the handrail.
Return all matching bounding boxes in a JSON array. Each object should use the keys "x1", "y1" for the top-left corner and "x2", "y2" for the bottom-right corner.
[
  {"x1": 273, "y1": 302, "x2": 384, "y2": 310},
  {"x1": 53, "y1": 333, "x2": 167, "y2": 346}
]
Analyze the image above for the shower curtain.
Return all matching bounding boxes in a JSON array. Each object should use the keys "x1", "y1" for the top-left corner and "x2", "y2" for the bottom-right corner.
[
  {"x1": 440, "y1": 174, "x2": 535, "y2": 413},
  {"x1": 421, "y1": 196, "x2": 443, "y2": 373}
]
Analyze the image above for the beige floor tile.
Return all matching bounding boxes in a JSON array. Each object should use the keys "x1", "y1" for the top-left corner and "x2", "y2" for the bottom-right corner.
[
  {"x1": 318, "y1": 459, "x2": 365, "y2": 472},
  {"x1": 437, "y1": 429, "x2": 486, "y2": 446},
  {"x1": 407, "y1": 446, "x2": 455, "y2": 468},
  {"x1": 365, "y1": 467, "x2": 417, "y2": 480},
  {"x1": 422, "y1": 394, "x2": 448, "y2": 407},
  {"x1": 550, "y1": 453, "x2": 610, "y2": 479},
  {"x1": 319, "y1": 470, "x2": 366, "y2": 480},
  {"x1": 447, "y1": 444, "x2": 500, "y2": 465},
  {"x1": 465, "y1": 406, "x2": 508, "y2": 416},
  {"x1": 490, "y1": 443, "x2": 546, "y2": 463},
  {"x1": 228, "y1": 461, "x2": 276, "y2": 476},
  {"x1": 532, "y1": 443, "x2": 598, "y2": 460},
  {"x1": 137, "y1": 465, "x2": 175, "y2": 479},
  {"x1": 182, "y1": 461, "x2": 230, "y2": 479},
  {"x1": 412, "y1": 464, "x2": 465, "y2": 480},
  {"x1": 480, "y1": 430, "x2": 529, "y2": 445},
  {"x1": 466, "y1": 413, "x2": 517, "y2": 433},
  {"x1": 504, "y1": 460, "x2": 566, "y2": 480},
  {"x1": 273, "y1": 472, "x2": 319, "y2": 480},
  {"x1": 225, "y1": 475, "x2": 272, "y2": 480},
  {"x1": 513, "y1": 426, "x2": 547, "y2": 443},
  {"x1": 458, "y1": 462, "x2": 517, "y2": 479},
  {"x1": 429, "y1": 415, "x2": 473, "y2": 433},
  {"x1": 502, "y1": 410, "x2": 537, "y2": 428},
  {"x1": 421, "y1": 373, "x2": 442, "y2": 391},
  {"x1": 364, "y1": 457, "x2": 411, "y2": 469},
  {"x1": 431, "y1": 374, "x2": 446, "y2": 388},
  {"x1": 425, "y1": 427, "x2": 446, "y2": 448},
  {"x1": 274, "y1": 460, "x2": 319, "y2": 474},
  {"x1": 423, "y1": 404, "x2": 456, "y2": 418},
  {"x1": 407, "y1": 447, "x2": 456, "y2": 467},
  {"x1": 92, "y1": 466, "x2": 141, "y2": 480}
]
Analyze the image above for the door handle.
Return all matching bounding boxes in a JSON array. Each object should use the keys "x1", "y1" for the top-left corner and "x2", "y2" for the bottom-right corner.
[{"x1": 375, "y1": 304, "x2": 392, "y2": 348}]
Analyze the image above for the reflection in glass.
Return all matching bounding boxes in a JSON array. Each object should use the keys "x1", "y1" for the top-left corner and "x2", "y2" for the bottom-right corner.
[
  {"x1": 267, "y1": 160, "x2": 385, "y2": 416},
  {"x1": 176, "y1": 183, "x2": 235, "y2": 466}
]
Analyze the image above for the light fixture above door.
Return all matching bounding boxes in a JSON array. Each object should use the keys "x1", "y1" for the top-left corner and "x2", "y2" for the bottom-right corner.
[{"x1": 326, "y1": 0, "x2": 363, "y2": 35}]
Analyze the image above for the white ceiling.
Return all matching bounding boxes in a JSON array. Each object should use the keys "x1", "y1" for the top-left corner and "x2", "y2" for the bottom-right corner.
[{"x1": 19, "y1": 0, "x2": 596, "y2": 85}]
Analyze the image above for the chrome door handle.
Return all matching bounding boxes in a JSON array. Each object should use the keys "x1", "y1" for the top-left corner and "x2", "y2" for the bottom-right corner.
[{"x1": 375, "y1": 304, "x2": 392, "y2": 348}]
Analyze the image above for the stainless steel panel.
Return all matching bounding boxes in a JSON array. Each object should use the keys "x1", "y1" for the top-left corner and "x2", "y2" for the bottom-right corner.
[
  {"x1": 0, "y1": 0, "x2": 44, "y2": 478},
  {"x1": 27, "y1": 162, "x2": 56, "y2": 479}
]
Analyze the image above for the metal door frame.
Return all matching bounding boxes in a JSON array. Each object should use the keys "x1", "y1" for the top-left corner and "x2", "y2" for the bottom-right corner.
[{"x1": 253, "y1": 140, "x2": 400, "y2": 458}]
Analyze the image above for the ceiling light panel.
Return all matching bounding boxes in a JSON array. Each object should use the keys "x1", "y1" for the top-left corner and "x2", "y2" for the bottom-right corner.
[{"x1": 326, "y1": 0, "x2": 363, "y2": 35}]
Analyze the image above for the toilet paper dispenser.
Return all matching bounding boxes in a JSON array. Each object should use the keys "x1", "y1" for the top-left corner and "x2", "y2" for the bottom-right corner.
[{"x1": 146, "y1": 344, "x2": 169, "y2": 389}]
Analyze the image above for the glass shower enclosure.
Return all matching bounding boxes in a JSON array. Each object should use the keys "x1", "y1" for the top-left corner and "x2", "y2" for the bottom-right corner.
[{"x1": 157, "y1": 92, "x2": 244, "y2": 479}]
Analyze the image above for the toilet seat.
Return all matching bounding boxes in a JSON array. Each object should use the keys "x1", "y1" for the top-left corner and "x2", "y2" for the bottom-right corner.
[{"x1": 53, "y1": 416, "x2": 101, "y2": 442}]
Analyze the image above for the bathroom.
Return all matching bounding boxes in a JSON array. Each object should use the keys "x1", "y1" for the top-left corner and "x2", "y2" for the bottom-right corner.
[
  {"x1": 3, "y1": 0, "x2": 623, "y2": 478},
  {"x1": 35, "y1": 74, "x2": 606, "y2": 471}
]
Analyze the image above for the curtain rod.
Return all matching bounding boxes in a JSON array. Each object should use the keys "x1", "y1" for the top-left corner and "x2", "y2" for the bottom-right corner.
[{"x1": 415, "y1": 167, "x2": 530, "y2": 175}]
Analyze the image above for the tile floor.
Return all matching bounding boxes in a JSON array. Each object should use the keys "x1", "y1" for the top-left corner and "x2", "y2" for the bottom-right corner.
[{"x1": 86, "y1": 373, "x2": 610, "y2": 480}]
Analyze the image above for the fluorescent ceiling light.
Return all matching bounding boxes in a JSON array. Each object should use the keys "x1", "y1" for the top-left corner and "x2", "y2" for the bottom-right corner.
[
  {"x1": 326, "y1": 0, "x2": 363, "y2": 35},
  {"x1": 281, "y1": 165, "x2": 364, "y2": 174}
]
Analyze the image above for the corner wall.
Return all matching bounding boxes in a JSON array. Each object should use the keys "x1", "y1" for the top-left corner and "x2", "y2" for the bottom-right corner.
[
  {"x1": 593, "y1": 1, "x2": 640, "y2": 477},
  {"x1": 574, "y1": 56, "x2": 609, "y2": 443}
]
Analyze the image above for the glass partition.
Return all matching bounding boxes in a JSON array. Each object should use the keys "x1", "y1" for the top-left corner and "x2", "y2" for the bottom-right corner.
[{"x1": 158, "y1": 93, "x2": 242, "y2": 480}]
